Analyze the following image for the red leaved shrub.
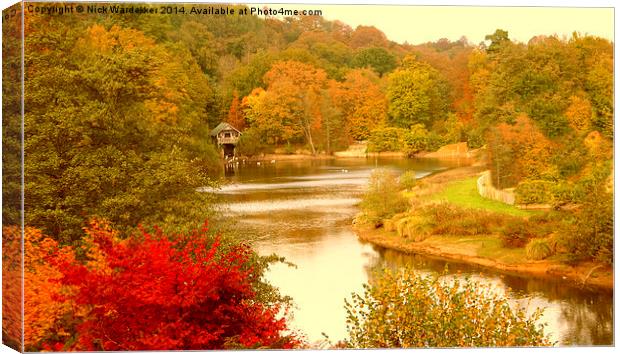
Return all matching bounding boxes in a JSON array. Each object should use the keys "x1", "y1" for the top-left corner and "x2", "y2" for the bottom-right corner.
[{"x1": 33, "y1": 220, "x2": 299, "y2": 350}]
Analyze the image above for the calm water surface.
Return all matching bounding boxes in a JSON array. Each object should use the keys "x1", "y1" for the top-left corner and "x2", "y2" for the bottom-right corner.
[{"x1": 214, "y1": 157, "x2": 612, "y2": 346}]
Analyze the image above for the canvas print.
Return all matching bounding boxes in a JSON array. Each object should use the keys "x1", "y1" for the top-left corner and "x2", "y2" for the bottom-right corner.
[{"x1": 1, "y1": 1, "x2": 614, "y2": 351}]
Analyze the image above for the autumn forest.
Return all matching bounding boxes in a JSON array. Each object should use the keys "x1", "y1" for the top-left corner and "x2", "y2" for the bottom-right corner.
[{"x1": 2, "y1": 3, "x2": 614, "y2": 351}]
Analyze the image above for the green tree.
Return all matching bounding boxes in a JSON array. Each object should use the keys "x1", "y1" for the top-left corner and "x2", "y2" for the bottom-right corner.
[
  {"x1": 387, "y1": 56, "x2": 450, "y2": 128},
  {"x1": 24, "y1": 23, "x2": 219, "y2": 243},
  {"x1": 560, "y1": 169, "x2": 613, "y2": 265},
  {"x1": 345, "y1": 269, "x2": 551, "y2": 348},
  {"x1": 485, "y1": 29, "x2": 510, "y2": 54},
  {"x1": 351, "y1": 47, "x2": 397, "y2": 76},
  {"x1": 2, "y1": 4, "x2": 23, "y2": 226}
]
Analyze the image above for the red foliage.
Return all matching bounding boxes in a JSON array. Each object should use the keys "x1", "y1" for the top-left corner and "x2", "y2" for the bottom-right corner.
[
  {"x1": 46, "y1": 221, "x2": 297, "y2": 350},
  {"x1": 227, "y1": 90, "x2": 246, "y2": 131}
]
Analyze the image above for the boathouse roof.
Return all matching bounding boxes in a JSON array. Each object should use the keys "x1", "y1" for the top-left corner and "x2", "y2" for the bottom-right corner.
[{"x1": 210, "y1": 122, "x2": 241, "y2": 137}]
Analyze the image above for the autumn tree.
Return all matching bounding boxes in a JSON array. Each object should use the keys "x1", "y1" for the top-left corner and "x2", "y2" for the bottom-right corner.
[
  {"x1": 243, "y1": 61, "x2": 336, "y2": 154},
  {"x1": 2, "y1": 227, "x2": 22, "y2": 351},
  {"x1": 23, "y1": 227, "x2": 83, "y2": 351},
  {"x1": 351, "y1": 47, "x2": 397, "y2": 76},
  {"x1": 2, "y1": 3, "x2": 23, "y2": 228},
  {"x1": 411, "y1": 38, "x2": 474, "y2": 123},
  {"x1": 227, "y1": 90, "x2": 246, "y2": 131},
  {"x1": 487, "y1": 115, "x2": 556, "y2": 189},
  {"x1": 288, "y1": 31, "x2": 353, "y2": 80},
  {"x1": 331, "y1": 69, "x2": 387, "y2": 141},
  {"x1": 24, "y1": 23, "x2": 220, "y2": 243},
  {"x1": 43, "y1": 221, "x2": 298, "y2": 351},
  {"x1": 387, "y1": 56, "x2": 451, "y2": 128},
  {"x1": 14, "y1": 221, "x2": 300, "y2": 351},
  {"x1": 349, "y1": 25, "x2": 389, "y2": 49},
  {"x1": 565, "y1": 94, "x2": 592, "y2": 133}
]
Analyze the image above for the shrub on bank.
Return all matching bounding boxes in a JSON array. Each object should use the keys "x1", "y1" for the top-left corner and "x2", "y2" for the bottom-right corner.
[
  {"x1": 395, "y1": 216, "x2": 428, "y2": 242},
  {"x1": 500, "y1": 220, "x2": 535, "y2": 248},
  {"x1": 525, "y1": 238, "x2": 554, "y2": 260},
  {"x1": 399, "y1": 170, "x2": 417, "y2": 190},
  {"x1": 514, "y1": 180, "x2": 554, "y2": 206},
  {"x1": 361, "y1": 169, "x2": 410, "y2": 226},
  {"x1": 345, "y1": 268, "x2": 551, "y2": 348},
  {"x1": 419, "y1": 203, "x2": 507, "y2": 236}
]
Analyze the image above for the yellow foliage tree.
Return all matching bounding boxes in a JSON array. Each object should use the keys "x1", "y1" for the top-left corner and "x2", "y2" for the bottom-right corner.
[{"x1": 565, "y1": 94, "x2": 592, "y2": 133}]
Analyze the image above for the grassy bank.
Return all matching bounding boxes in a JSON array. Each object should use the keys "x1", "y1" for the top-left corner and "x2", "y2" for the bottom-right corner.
[
  {"x1": 426, "y1": 177, "x2": 532, "y2": 217},
  {"x1": 354, "y1": 166, "x2": 613, "y2": 291}
]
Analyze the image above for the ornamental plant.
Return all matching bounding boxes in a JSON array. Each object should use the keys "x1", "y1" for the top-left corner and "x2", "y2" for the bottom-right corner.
[{"x1": 14, "y1": 221, "x2": 299, "y2": 351}]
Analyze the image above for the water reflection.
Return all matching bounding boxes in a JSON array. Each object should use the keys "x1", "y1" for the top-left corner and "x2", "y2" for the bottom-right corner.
[{"x1": 215, "y1": 157, "x2": 612, "y2": 346}]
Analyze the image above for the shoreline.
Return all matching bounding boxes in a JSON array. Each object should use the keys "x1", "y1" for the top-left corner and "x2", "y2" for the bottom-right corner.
[
  {"x1": 354, "y1": 224, "x2": 613, "y2": 291},
  {"x1": 237, "y1": 151, "x2": 472, "y2": 163},
  {"x1": 352, "y1": 165, "x2": 613, "y2": 291}
]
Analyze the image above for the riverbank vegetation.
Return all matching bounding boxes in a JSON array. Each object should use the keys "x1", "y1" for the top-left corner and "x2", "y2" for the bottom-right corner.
[
  {"x1": 356, "y1": 167, "x2": 613, "y2": 289},
  {"x1": 344, "y1": 269, "x2": 550, "y2": 347}
]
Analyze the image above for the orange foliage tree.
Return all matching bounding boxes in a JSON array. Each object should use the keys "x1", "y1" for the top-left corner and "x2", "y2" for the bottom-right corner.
[
  {"x1": 227, "y1": 90, "x2": 246, "y2": 131},
  {"x1": 23, "y1": 227, "x2": 83, "y2": 351},
  {"x1": 487, "y1": 115, "x2": 556, "y2": 188},
  {"x1": 331, "y1": 69, "x2": 387, "y2": 141},
  {"x1": 243, "y1": 60, "x2": 333, "y2": 154},
  {"x1": 565, "y1": 94, "x2": 592, "y2": 133},
  {"x1": 349, "y1": 25, "x2": 389, "y2": 49}
]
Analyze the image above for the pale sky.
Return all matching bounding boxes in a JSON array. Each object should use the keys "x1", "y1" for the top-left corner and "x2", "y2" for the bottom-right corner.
[
  {"x1": 317, "y1": 6, "x2": 613, "y2": 45},
  {"x1": 249, "y1": 0, "x2": 615, "y2": 45}
]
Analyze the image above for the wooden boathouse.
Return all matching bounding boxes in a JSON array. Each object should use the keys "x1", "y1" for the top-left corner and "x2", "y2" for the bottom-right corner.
[{"x1": 210, "y1": 122, "x2": 241, "y2": 158}]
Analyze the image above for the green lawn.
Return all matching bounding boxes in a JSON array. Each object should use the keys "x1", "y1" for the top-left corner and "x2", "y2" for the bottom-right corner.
[{"x1": 428, "y1": 177, "x2": 534, "y2": 217}]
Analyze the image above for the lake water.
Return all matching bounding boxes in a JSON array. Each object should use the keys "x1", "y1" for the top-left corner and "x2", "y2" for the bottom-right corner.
[{"x1": 214, "y1": 157, "x2": 613, "y2": 346}]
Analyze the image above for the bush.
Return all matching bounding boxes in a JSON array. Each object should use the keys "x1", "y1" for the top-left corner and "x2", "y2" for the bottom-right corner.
[
  {"x1": 425, "y1": 131, "x2": 446, "y2": 152},
  {"x1": 345, "y1": 269, "x2": 550, "y2": 348},
  {"x1": 526, "y1": 239, "x2": 554, "y2": 260},
  {"x1": 396, "y1": 217, "x2": 411, "y2": 237},
  {"x1": 559, "y1": 185, "x2": 613, "y2": 265},
  {"x1": 367, "y1": 127, "x2": 406, "y2": 152},
  {"x1": 514, "y1": 180, "x2": 554, "y2": 206},
  {"x1": 464, "y1": 126, "x2": 486, "y2": 149},
  {"x1": 500, "y1": 220, "x2": 536, "y2": 248},
  {"x1": 551, "y1": 181, "x2": 585, "y2": 208},
  {"x1": 21, "y1": 222, "x2": 298, "y2": 351},
  {"x1": 383, "y1": 218, "x2": 396, "y2": 232},
  {"x1": 361, "y1": 169, "x2": 410, "y2": 225},
  {"x1": 399, "y1": 170, "x2": 417, "y2": 190},
  {"x1": 403, "y1": 124, "x2": 429, "y2": 155}
]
